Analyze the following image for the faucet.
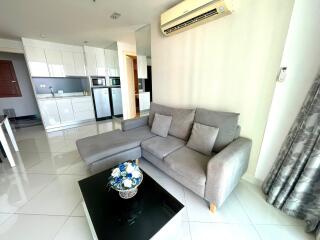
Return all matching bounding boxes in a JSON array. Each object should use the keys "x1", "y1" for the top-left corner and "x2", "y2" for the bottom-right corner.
[{"x1": 49, "y1": 86, "x2": 55, "y2": 97}]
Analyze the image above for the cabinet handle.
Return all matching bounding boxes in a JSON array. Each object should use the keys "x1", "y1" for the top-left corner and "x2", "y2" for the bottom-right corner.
[{"x1": 11, "y1": 81, "x2": 17, "y2": 83}]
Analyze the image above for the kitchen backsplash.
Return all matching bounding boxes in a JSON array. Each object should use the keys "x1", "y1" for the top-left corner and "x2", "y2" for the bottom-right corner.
[{"x1": 33, "y1": 77, "x2": 90, "y2": 94}]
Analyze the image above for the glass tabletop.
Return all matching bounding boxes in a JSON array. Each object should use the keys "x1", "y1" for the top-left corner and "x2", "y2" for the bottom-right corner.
[{"x1": 78, "y1": 167, "x2": 184, "y2": 240}]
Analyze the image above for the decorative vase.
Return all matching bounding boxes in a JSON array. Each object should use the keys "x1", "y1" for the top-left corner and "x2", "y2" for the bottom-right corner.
[
  {"x1": 108, "y1": 160, "x2": 143, "y2": 199},
  {"x1": 118, "y1": 187, "x2": 138, "y2": 199}
]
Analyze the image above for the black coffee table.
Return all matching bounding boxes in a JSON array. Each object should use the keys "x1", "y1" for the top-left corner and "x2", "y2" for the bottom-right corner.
[{"x1": 78, "y1": 167, "x2": 184, "y2": 240}]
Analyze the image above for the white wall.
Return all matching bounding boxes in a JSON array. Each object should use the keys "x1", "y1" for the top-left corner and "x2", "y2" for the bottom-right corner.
[
  {"x1": 0, "y1": 52, "x2": 39, "y2": 117},
  {"x1": 255, "y1": 0, "x2": 320, "y2": 181},
  {"x1": 151, "y1": 0, "x2": 294, "y2": 178},
  {"x1": 117, "y1": 34, "x2": 137, "y2": 119}
]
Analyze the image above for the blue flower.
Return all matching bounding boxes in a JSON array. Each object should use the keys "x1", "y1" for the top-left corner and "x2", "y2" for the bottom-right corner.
[
  {"x1": 119, "y1": 164, "x2": 126, "y2": 171},
  {"x1": 115, "y1": 177, "x2": 121, "y2": 183},
  {"x1": 127, "y1": 173, "x2": 132, "y2": 179}
]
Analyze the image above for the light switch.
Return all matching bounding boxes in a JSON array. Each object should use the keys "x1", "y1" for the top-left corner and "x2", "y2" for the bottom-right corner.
[{"x1": 277, "y1": 67, "x2": 287, "y2": 82}]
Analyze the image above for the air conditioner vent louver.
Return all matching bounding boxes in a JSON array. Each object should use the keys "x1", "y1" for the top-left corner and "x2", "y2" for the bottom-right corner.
[
  {"x1": 164, "y1": 8, "x2": 218, "y2": 34},
  {"x1": 160, "y1": 0, "x2": 233, "y2": 36}
]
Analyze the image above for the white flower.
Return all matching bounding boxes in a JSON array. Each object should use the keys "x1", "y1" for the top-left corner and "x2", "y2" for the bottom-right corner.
[
  {"x1": 132, "y1": 170, "x2": 141, "y2": 178},
  {"x1": 111, "y1": 168, "x2": 120, "y2": 177},
  {"x1": 126, "y1": 163, "x2": 134, "y2": 174},
  {"x1": 123, "y1": 179, "x2": 132, "y2": 188}
]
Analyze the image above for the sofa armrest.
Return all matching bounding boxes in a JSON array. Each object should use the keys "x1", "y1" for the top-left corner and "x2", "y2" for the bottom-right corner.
[
  {"x1": 121, "y1": 116, "x2": 149, "y2": 131},
  {"x1": 205, "y1": 137, "x2": 252, "y2": 208}
]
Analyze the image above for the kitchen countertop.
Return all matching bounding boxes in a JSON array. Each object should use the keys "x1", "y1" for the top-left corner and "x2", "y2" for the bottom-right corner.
[
  {"x1": 37, "y1": 92, "x2": 91, "y2": 100},
  {"x1": 92, "y1": 85, "x2": 121, "y2": 88}
]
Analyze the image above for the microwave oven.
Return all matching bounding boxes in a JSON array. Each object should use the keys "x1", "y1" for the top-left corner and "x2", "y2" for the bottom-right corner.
[
  {"x1": 110, "y1": 77, "x2": 120, "y2": 86},
  {"x1": 91, "y1": 77, "x2": 106, "y2": 86}
]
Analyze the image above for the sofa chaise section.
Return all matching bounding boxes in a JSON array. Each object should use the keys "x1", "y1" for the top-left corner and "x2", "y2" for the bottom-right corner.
[{"x1": 76, "y1": 123, "x2": 155, "y2": 173}]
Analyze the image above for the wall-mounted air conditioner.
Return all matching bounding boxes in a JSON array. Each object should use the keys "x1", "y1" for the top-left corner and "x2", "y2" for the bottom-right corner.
[{"x1": 160, "y1": 0, "x2": 233, "y2": 36}]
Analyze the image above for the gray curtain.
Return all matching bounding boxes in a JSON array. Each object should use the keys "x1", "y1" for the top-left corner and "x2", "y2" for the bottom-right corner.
[{"x1": 262, "y1": 73, "x2": 320, "y2": 239}]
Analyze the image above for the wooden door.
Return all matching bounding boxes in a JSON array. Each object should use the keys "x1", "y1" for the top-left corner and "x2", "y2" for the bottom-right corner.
[{"x1": 0, "y1": 60, "x2": 21, "y2": 98}]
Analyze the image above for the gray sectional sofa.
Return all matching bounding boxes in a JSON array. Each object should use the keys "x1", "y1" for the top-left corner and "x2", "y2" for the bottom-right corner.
[{"x1": 76, "y1": 103, "x2": 252, "y2": 212}]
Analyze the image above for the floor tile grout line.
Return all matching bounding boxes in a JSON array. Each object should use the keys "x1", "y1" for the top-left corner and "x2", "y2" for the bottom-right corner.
[
  {"x1": 68, "y1": 199, "x2": 84, "y2": 218},
  {"x1": 51, "y1": 214, "x2": 70, "y2": 240},
  {"x1": 14, "y1": 174, "x2": 59, "y2": 214},
  {"x1": 1, "y1": 171, "x2": 88, "y2": 177},
  {"x1": 234, "y1": 188, "x2": 264, "y2": 240},
  {"x1": 0, "y1": 212, "x2": 70, "y2": 217},
  {"x1": 182, "y1": 188, "x2": 193, "y2": 240},
  {"x1": 0, "y1": 213, "x2": 14, "y2": 227}
]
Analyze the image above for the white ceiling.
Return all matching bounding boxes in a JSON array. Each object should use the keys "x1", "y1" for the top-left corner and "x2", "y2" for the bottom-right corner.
[{"x1": 0, "y1": 0, "x2": 179, "y2": 47}]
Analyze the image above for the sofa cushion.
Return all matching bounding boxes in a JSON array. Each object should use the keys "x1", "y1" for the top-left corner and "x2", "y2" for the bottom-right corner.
[
  {"x1": 142, "y1": 150, "x2": 206, "y2": 197},
  {"x1": 187, "y1": 122, "x2": 219, "y2": 156},
  {"x1": 151, "y1": 113, "x2": 172, "y2": 137},
  {"x1": 77, "y1": 126, "x2": 155, "y2": 165},
  {"x1": 195, "y1": 108, "x2": 239, "y2": 152},
  {"x1": 164, "y1": 147, "x2": 211, "y2": 186},
  {"x1": 148, "y1": 103, "x2": 195, "y2": 140},
  {"x1": 141, "y1": 135, "x2": 185, "y2": 159},
  {"x1": 234, "y1": 125, "x2": 241, "y2": 140}
]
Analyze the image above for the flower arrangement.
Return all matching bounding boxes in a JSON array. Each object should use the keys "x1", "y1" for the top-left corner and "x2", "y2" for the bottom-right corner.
[{"x1": 109, "y1": 160, "x2": 143, "y2": 197}]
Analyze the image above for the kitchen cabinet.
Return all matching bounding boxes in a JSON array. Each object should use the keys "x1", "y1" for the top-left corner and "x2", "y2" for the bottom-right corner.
[
  {"x1": 110, "y1": 87, "x2": 123, "y2": 115},
  {"x1": 23, "y1": 38, "x2": 87, "y2": 77},
  {"x1": 62, "y1": 51, "x2": 86, "y2": 76},
  {"x1": 24, "y1": 46, "x2": 50, "y2": 77},
  {"x1": 72, "y1": 97, "x2": 95, "y2": 121},
  {"x1": 38, "y1": 99, "x2": 61, "y2": 127},
  {"x1": 96, "y1": 49, "x2": 106, "y2": 76},
  {"x1": 84, "y1": 46, "x2": 106, "y2": 76},
  {"x1": 73, "y1": 52, "x2": 86, "y2": 76},
  {"x1": 56, "y1": 99, "x2": 75, "y2": 123},
  {"x1": 105, "y1": 49, "x2": 120, "y2": 77},
  {"x1": 137, "y1": 55, "x2": 148, "y2": 79},
  {"x1": 38, "y1": 96, "x2": 95, "y2": 130},
  {"x1": 84, "y1": 51, "x2": 97, "y2": 76},
  {"x1": 62, "y1": 51, "x2": 75, "y2": 76},
  {"x1": 45, "y1": 49, "x2": 65, "y2": 77},
  {"x1": 139, "y1": 92, "x2": 150, "y2": 111}
]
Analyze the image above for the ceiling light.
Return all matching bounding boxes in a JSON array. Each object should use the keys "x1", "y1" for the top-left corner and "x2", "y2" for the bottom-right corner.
[{"x1": 110, "y1": 12, "x2": 121, "y2": 20}]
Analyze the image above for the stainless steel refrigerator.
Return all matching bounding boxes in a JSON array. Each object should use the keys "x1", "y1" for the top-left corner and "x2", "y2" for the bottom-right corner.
[
  {"x1": 92, "y1": 87, "x2": 112, "y2": 120},
  {"x1": 110, "y1": 87, "x2": 123, "y2": 117}
]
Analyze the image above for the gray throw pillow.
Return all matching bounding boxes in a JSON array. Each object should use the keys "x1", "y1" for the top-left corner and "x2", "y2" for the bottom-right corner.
[
  {"x1": 151, "y1": 113, "x2": 172, "y2": 137},
  {"x1": 187, "y1": 122, "x2": 219, "y2": 156}
]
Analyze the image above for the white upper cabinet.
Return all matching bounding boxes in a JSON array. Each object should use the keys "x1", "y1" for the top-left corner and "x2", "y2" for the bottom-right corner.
[
  {"x1": 84, "y1": 50, "x2": 97, "y2": 76},
  {"x1": 62, "y1": 51, "x2": 86, "y2": 76},
  {"x1": 105, "y1": 49, "x2": 120, "y2": 77},
  {"x1": 137, "y1": 55, "x2": 148, "y2": 79},
  {"x1": 73, "y1": 52, "x2": 86, "y2": 76},
  {"x1": 96, "y1": 48, "x2": 106, "y2": 76},
  {"x1": 62, "y1": 51, "x2": 75, "y2": 76},
  {"x1": 45, "y1": 49, "x2": 65, "y2": 77},
  {"x1": 84, "y1": 46, "x2": 106, "y2": 76},
  {"x1": 23, "y1": 46, "x2": 50, "y2": 77},
  {"x1": 22, "y1": 38, "x2": 87, "y2": 77}
]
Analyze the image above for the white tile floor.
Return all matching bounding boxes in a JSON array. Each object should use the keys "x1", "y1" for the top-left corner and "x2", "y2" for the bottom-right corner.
[{"x1": 0, "y1": 120, "x2": 314, "y2": 240}]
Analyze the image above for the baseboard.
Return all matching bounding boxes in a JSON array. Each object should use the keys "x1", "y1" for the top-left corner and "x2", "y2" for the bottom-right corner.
[
  {"x1": 9, "y1": 114, "x2": 40, "y2": 120},
  {"x1": 242, "y1": 173, "x2": 263, "y2": 186}
]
